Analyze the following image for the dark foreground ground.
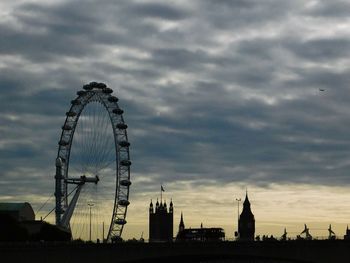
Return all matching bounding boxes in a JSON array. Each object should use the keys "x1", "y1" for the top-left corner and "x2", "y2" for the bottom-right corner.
[{"x1": 1, "y1": 240, "x2": 350, "y2": 263}]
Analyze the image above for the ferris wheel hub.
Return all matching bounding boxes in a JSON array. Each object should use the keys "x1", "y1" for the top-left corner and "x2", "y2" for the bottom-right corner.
[{"x1": 65, "y1": 175, "x2": 100, "y2": 185}]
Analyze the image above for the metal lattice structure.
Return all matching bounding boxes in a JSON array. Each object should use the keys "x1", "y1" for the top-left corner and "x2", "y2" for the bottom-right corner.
[{"x1": 55, "y1": 82, "x2": 131, "y2": 242}]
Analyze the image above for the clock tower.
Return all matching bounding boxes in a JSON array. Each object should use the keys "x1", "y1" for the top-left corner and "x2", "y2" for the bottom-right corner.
[{"x1": 238, "y1": 191, "x2": 255, "y2": 241}]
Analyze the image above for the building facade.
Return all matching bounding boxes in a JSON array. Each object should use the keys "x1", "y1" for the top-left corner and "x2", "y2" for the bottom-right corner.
[
  {"x1": 176, "y1": 213, "x2": 225, "y2": 242},
  {"x1": 238, "y1": 192, "x2": 255, "y2": 241},
  {"x1": 149, "y1": 199, "x2": 173, "y2": 242}
]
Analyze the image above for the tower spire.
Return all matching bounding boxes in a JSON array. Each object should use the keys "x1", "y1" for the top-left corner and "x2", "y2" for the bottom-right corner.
[
  {"x1": 149, "y1": 199, "x2": 154, "y2": 214},
  {"x1": 179, "y1": 212, "x2": 185, "y2": 233},
  {"x1": 169, "y1": 198, "x2": 173, "y2": 213}
]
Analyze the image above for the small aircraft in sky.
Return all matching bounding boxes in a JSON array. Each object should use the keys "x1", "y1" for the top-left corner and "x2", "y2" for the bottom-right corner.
[{"x1": 319, "y1": 89, "x2": 325, "y2": 92}]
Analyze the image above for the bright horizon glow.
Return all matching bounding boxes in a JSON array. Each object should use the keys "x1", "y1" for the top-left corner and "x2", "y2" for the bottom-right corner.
[{"x1": 27, "y1": 182, "x2": 350, "y2": 241}]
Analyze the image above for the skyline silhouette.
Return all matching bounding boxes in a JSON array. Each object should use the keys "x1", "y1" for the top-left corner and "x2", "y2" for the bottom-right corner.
[{"x1": 1, "y1": 0, "x2": 350, "y2": 241}]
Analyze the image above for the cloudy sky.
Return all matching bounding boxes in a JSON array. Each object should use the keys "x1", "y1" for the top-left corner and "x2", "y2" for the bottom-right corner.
[{"x1": 1, "y1": 0, "x2": 350, "y2": 240}]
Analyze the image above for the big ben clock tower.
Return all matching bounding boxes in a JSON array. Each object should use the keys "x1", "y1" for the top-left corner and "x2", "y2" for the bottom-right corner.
[{"x1": 238, "y1": 191, "x2": 255, "y2": 241}]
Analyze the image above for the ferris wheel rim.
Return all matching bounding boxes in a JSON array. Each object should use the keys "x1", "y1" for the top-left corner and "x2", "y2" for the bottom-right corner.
[{"x1": 55, "y1": 82, "x2": 131, "y2": 242}]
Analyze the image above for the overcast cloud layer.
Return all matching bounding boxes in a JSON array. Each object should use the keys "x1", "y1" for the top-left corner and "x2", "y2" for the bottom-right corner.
[{"x1": 1, "y1": 0, "x2": 350, "y2": 238}]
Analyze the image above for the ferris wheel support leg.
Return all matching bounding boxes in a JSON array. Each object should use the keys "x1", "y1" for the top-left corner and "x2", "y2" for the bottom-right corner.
[
  {"x1": 55, "y1": 157, "x2": 63, "y2": 226},
  {"x1": 61, "y1": 184, "x2": 83, "y2": 229}
]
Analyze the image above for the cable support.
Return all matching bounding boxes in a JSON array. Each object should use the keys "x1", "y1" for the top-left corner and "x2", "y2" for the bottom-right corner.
[{"x1": 43, "y1": 184, "x2": 80, "y2": 220}]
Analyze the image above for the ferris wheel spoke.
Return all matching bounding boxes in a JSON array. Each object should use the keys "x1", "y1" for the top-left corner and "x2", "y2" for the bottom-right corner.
[
  {"x1": 76, "y1": 112, "x2": 85, "y2": 174},
  {"x1": 96, "y1": 159, "x2": 115, "y2": 176},
  {"x1": 93, "y1": 108, "x2": 112, "y2": 174},
  {"x1": 85, "y1": 104, "x2": 97, "y2": 174}
]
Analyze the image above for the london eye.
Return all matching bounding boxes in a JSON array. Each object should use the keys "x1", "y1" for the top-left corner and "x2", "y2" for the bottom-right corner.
[{"x1": 55, "y1": 82, "x2": 131, "y2": 242}]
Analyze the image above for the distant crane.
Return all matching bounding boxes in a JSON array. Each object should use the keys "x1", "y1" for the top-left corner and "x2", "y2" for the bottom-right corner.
[
  {"x1": 328, "y1": 224, "x2": 336, "y2": 240},
  {"x1": 300, "y1": 224, "x2": 312, "y2": 240},
  {"x1": 280, "y1": 228, "x2": 287, "y2": 241},
  {"x1": 140, "y1": 232, "x2": 144, "y2": 242}
]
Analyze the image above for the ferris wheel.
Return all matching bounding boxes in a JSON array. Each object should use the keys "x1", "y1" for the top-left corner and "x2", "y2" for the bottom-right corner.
[{"x1": 55, "y1": 82, "x2": 131, "y2": 242}]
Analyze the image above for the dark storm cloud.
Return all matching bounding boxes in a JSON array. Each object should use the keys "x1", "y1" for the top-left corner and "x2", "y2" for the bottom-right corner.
[
  {"x1": 0, "y1": 3, "x2": 100, "y2": 61},
  {"x1": 126, "y1": 76, "x2": 349, "y2": 187},
  {"x1": 1, "y1": 0, "x2": 350, "y2": 203},
  {"x1": 285, "y1": 37, "x2": 350, "y2": 62}
]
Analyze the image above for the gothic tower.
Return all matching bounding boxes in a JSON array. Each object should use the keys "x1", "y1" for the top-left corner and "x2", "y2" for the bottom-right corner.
[
  {"x1": 149, "y1": 199, "x2": 173, "y2": 242},
  {"x1": 238, "y1": 191, "x2": 255, "y2": 241},
  {"x1": 179, "y1": 212, "x2": 185, "y2": 233}
]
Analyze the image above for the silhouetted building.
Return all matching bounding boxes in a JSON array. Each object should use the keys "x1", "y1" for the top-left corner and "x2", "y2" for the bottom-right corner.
[
  {"x1": 238, "y1": 192, "x2": 255, "y2": 241},
  {"x1": 149, "y1": 199, "x2": 173, "y2": 242},
  {"x1": 177, "y1": 227, "x2": 225, "y2": 242},
  {"x1": 0, "y1": 202, "x2": 35, "y2": 221},
  {"x1": 176, "y1": 214, "x2": 225, "y2": 242},
  {"x1": 0, "y1": 202, "x2": 70, "y2": 242},
  {"x1": 22, "y1": 221, "x2": 71, "y2": 241},
  {"x1": 344, "y1": 225, "x2": 350, "y2": 240}
]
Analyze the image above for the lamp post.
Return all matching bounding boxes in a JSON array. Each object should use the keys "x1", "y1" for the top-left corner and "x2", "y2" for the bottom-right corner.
[
  {"x1": 88, "y1": 202, "x2": 94, "y2": 241},
  {"x1": 236, "y1": 198, "x2": 241, "y2": 238}
]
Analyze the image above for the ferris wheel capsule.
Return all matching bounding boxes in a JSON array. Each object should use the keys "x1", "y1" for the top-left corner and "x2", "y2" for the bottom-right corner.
[
  {"x1": 89, "y1": 81, "x2": 99, "y2": 88},
  {"x1": 77, "y1": 90, "x2": 86, "y2": 96},
  {"x1": 119, "y1": 141, "x2": 130, "y2": 147},
  {"x1": 115, "y1": 219, "x2": 127, "y2": 225},
  {"x1": 71, "y1": 99, "x2": 81, "y2": 105},
  {"x1": 117, "y1": 123, "x2": 128, "y2": 129},
  {"x1": 103, "y1": 88, "x2": 113, "y2": 94},
  {"x1": 113, "y1": 108, "x2": 124, "y2": 115},
  {"x1": 120, "y1": 160, "x2": 131, "y2": 166},
  {"x1": 58, "y1": 140, "x2": 69, "y2": 146},
  {"x1": 108, "y1": 96, "x2": 118, "y2": 102},
  {"x1": 97, "y1": 82, "x2": 107, "y2": 89},
  {"x1": 83, "y1": 84, "x2": 93, "y2": 90},
  {"x1": 118, "y1": 200, "x2": 130, "y2": 206},
  {"x1": 66, "y1": 111, "x2": 77, "y2": 117},
  {"x1": 120, "y1": 179, "x2": 131, "y2": 186},
  {"x1": 62, "y1": 125, "x2": 72, "y2": 131}
]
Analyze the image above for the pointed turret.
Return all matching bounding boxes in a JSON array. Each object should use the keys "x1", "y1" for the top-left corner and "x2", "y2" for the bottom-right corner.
[
  {"x1": 179, "y1": 212, "x2": 185, "y2": 233},
  {"x1": 163, "y1": 200, "x2": 167, "y2": 212},
  {"x1": 241, "y1": 191, "x2": 254, "y2": 218},
  {"x1": 169, "y1": 199, "x2": 173, "y2": 213},
  {"x1": 155, "y1": 198, "x2": 159, "y2": 212},
  {"x1": 243, "y1": 191, "x2": 251, "y2": 207},
  {"x1": 149, "y1": 199, "x2": 154, "y2": 214}
]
